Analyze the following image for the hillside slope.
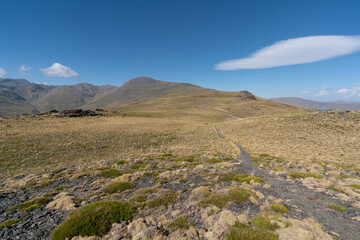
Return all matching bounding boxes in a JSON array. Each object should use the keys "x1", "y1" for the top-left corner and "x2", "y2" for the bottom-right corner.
[{"x1": 0, "y1": 78, "x2": 116, "y2": 115}]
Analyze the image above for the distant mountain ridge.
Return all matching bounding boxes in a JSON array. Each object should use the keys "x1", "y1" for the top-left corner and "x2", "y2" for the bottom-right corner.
[
  {"x1": 0, "y1": 77, "x2": 312, "y2": 117},
  {"x1": 0, "y1": 78, "x2": 116, "y2": 115},
  {"x1": 270, "y1": 97, "x2": 360, "y2": 110}
]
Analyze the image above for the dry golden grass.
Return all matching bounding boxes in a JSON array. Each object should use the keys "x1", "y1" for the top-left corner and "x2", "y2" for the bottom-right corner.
[
  {"x1": 218, "y1": 111, "x2": 360, "y2": 172},
  {"x1": 0, "y1": 115, "x2": 237, "y2": 179}
]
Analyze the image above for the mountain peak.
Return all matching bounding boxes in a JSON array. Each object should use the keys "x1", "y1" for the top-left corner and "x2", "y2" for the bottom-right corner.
[{"x1": 122, "y1": 77, "x2": 159, "y2": 87}]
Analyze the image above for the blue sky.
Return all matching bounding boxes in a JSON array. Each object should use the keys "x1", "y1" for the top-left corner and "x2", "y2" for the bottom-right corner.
[{"x1": 1, "y1": 0, "x2": 360, "y2": 101}]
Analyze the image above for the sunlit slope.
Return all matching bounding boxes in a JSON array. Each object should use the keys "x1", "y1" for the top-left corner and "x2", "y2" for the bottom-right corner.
[{"x1": 112, "y1": 86, "x2": 313, "y2": 120}]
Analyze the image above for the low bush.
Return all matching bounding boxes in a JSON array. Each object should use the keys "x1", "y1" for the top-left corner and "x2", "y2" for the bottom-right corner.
[
  {"x1": 251, "y1": 212, "x2": 283, "y2": 231},
  {"x1": 270, "y1": 204, "x2": 288, "y2": 214},
  {"x1": 328, "y1": 205, "x2": 346, "y2": 211},
  {"x1": 169, "y1": 216, "x2": 191, "y2": 230},
  {"x1": 51, "y1": 200, "x2": 133, "y2": 240},
  {"x1": 198, "y1": 193, "x2": 229, "y2": 209},
  {"x1": 289, "y1": 172, "x2": 323, "y2": 179},
  {"x1": 98, "y1": 168, "x2": 122, "y2": 178},
  {"x1": 103, "y1": 181, "x2": 134, "y2": 194},
  {"x1": 9, "y1": 197, "x2": 51, "y2": 211},
  {"x1": 145, "y1": 191, "x2": 176, "y2": 208},
  {"x1": 228, "y1": 187, "x2": 252, "y2": 204},
  {"x1": 220, "y1": 173, "x2": 265, "y2": 184},
  {"x1": 0, "y1": 219, "x2": 20, "y2": 229},
  {"x1": 225, "y1": 221, "x2": 279, "y2": 240}
]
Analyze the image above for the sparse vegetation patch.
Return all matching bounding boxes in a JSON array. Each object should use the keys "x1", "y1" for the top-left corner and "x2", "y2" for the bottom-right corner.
[
  {"x1": 0, "y1": 219, "x2": 20, "y2": 229},
  {"x1": 103, "y1": 181, "x2": 134, "y2": 194},
  {"x1": 270, "y1": 204, "x2": 288, "y2": 214},
  {"x1": 328, "y1": 205, "x2": 346, "y2": 211},
  {"x1": 9, "y1": 197, "x2": 51, "y2": 211},
  {"x1": 51, "y1": 200, "x2": 133, "y2": 240},
  {"x1": 225, "y1": 221, "x2": 279, "y2": 240}
]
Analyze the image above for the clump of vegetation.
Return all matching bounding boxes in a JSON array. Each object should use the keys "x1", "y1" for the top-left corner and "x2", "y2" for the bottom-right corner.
[
  {"x1": 54, "y1": 185, "x2": 69, "y2": 192},
  {"x1": 251, "y1": 213, "x2": 281, "y2": 231},
  {"x1": 9, "y1": 197, "x2": 51, "y2": 211},
  {"x1": 289, "y1": 172, "x2": 324, "y2": 179},
  {"x1": 51, "y1": 200, "x2": 134, "y2": 240},
  {"x1": 130, "y1": 161, "x2": 146, "y2": 169},
  {"x1": 328, "y1": 186, "x2": 343, "y2": 193},
  {"x1": 219, "y1": 173, "x2": 265, "y2": 184},
  {"x1": 198, "y1": 193, "x2": 229, "y2": 209},
  {"x1": 145, "y1": 191, "x2": 177, "y2": 208},
  {"x1": 270, "y1": 204, "x2": 288, "y2": 214},
  {"x1": 228, "y1": 187, "x2": 253, "y2": 204},
  {"x1": 117, "y1": 160, "x2": 126, "y2": 165},
  {"x1": 0, "y1": 219, "x2": 20, "y2": 229},
  {"x1": 338, "y1": 174, "x2": 358, "y2": 179},
  {"x1": 328, "y1": 205, "x2": 346, "y2": 211},
  {"x1": 225, "y1": 221, "x2": 279, "y2": 240},
  {"x1": 205, "y1": 158, "x2": 222, "y2": 164},
  {"x1": 169, "y1": 216, "x2": 191, "y2": 230},
  {"x1": 347, "y1": 184, "x2": 360, "y2": 193},
  {"x1": 98, "y1": 168, "x2": 122, "y2": 178},
  {"x1": 103, "y1": 181, "x2": 134, "y2": 194}
]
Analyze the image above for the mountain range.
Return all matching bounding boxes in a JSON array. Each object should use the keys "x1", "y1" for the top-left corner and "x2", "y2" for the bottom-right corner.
[
  {"x1": 0, "y1": 77, "x2": 312, "y2": 116},
  {"x1": 270, "y1": 97, "x2": 360, "y2": 111}
]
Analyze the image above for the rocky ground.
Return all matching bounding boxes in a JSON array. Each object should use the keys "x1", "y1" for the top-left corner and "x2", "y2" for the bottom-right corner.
[{"x1": 1, "y1": 141, "x2": 359, "y2": 240}]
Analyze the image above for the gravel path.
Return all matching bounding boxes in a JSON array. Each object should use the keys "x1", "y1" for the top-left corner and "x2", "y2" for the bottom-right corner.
[{"x1": 216, "y1": 128, "x2": 360, "y2": 240}]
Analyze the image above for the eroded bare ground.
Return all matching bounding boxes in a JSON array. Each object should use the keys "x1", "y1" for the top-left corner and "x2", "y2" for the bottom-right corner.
[{"x1": 234, "y1": 144, "x2": 360, "y2": 240}]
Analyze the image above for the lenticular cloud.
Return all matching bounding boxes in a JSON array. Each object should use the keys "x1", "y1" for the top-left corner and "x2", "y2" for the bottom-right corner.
[{"x1": 215, "y1": 35, "x2": 360, "y2": 70}]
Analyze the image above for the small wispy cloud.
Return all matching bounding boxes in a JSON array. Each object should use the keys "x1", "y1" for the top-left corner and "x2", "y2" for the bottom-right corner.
[
  {"x1": 40, "y1": 63, "x2": 78, "y2": 77},
  {"x1": 316, "y1": 90, "x2": 329, "y2": 96},
  {"x1": 215, "y1": 35, "x2": 360, "y2": 70},
  {"x1": 337, "y1": 86, "x2": 360, "y2": 98},
  {"x1": 0, "y1": 68, "x2": 6, "y2": 77},
  {"x1": 19, "y1": 65, "x2": 31, "y2": 76}
]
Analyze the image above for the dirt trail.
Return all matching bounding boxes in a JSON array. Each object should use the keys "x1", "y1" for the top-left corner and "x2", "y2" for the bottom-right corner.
[
  {"x1": 197, "y1": 104, "x2": 239, "y2": 120},
  {"x1": 203, "y1": 108, "x2": 360, "y2": 239}
]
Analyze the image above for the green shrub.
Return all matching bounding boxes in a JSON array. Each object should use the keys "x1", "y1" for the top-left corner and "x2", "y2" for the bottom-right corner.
[
  {"x1": 252, "y1": 213, "x2": 281, "y2": 231},
  {"x1": 229, "y1": 187, "x2": 252, "y2": 204},
  {"x1": 170, "y1": 216, "x2": 191, "y2": 230},
  {"x1": 0, "y1": 219, "x2": 20, "y2": 229},
  {"x1": 130, "y1": 162, "x2": 146, "y2": 169},
  {"x1": 51, "y1": 201, "x2": 133, "y2": 240},
  {"x1": 328, "y1": 186, "x2": 343, "y2": 192},
  {"x1": 145, "y1": 191, "x2": 176, "y2": 208},
  {"x1": 220, "y1": 173, "x2": 265, "y2": 184},
  {"x1": 132, "y1": 194, "x2": 146, "y2": 202},
  {"x1": 117, "y1": 160, "x2": 126, "y2": 165},
  {"x1": 338, "y1": 174, "x2": 358, "y2": 179},
  {"x1": 328, "y1": 205, "x2": 346, "y2": 211},
  {"x1": 270, "y1": 204, "x2": 288, "y2": 214},
  {"x1": 198, "y1": 193, "x2": 229, "y2": 209},
  {"x1": 103, "y1": 181, "x2": 134, "y2": 194},
  {"x1": 9, "y1": 197, "x2": 51, "y2": 211},
  {"x1": 225, "y1": 221, "x2": 279, "y2": 240},
  {"x1": 205, "y1": 158, "x2": 222, "y2": 164},
  {"x1": 98, "y1": 168, "x2": 122, "y2": 178},
  {"x1": 54, "y1": 185, "x2": 69, "y2": 192},
  {"x1": 289, "y1": 172, "x2": 323, "y2": 179}
]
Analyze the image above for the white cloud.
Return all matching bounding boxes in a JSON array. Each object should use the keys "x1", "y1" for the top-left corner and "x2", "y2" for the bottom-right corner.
[
  {"x1": 19, "y1": 65, "x2": 31, "y2": 76},
  {"x1": 0, "y1": 68, "x2": 6, "y2": 77},
  {"x1": 215, "y1": 35, "x2": 360, "y2": 70},
  {"x1": 40, "y1": 63, "x2": 78, "y2": 77},
  {"x1": 302, "y1": 90, "x2": 311, "y2": 94},
  {"x1": 316, "y1": 90, "x2": 329, "y2": 96},
  {"x1": 337, "y1": 86, "x2": 360, "y2": 98}
]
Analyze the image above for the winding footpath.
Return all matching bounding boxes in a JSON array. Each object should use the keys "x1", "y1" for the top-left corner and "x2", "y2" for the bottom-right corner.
[{"x1": 199, "y1": 105, "x2": 360, "y2": 240}]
